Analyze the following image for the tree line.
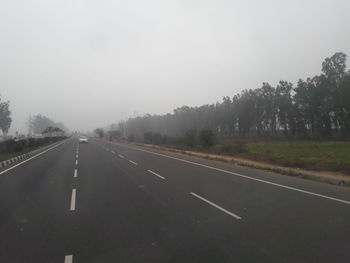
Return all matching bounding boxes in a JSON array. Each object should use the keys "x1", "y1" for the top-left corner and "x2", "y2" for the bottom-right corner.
[
  {"x1": 28, "y1": 115, "x2": 68, "y2": 135},
  {"x1": 0, "y1": 95, "x2": 69, "y2": 137},
  {"x1": 101, "y1": 52, "x2": 350, "y2": 145}
]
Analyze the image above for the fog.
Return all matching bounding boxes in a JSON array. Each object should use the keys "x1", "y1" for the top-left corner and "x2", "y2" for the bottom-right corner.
[{"x1": 1, "y1": 0, "x2": 349, "y2": 134}]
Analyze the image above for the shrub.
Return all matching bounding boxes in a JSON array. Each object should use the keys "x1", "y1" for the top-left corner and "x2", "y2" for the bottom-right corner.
[
  {"x1": 221, "y1": 142, "x2": 247, "y2": 154},
  {"x1": 14, "y1": 140, "x2": 26, "y2": 152},
  {"x1": 220, "y1": 144, "x2": 232, "y2": 153},
  {"x1": 0, "y1": 136, "x2": 66, "y2": 155},
  {"x1": 143, "y1": 131, "x2": 167, "y2": 145},
  {"x1": 232, "y1": 141, "x2": 247, "y2": 154},
  {"x1": 184, "y1": 129, "x2": 197, "y2": 147},
  {"x1": 152, "y1": 133, "x2": 163, "y2": 145},
  {"x1": 0, "y1": 140, "x2": 15, "y2": 154},
  {"x1": 143, "y1": 131, "x2": 153, "y2": 143},
  {"x1": 128, "y1": 134, "x2": 135, "y2": 142},
  {"x1": 199, "y1": 130, "x2": 215, "y2": 147},
  {"x1": 28, "y1": 138, "x2": 36, "y2": 147},
  {"x1": 161, "y1": 135, "x2": 167, "y2": 144}
]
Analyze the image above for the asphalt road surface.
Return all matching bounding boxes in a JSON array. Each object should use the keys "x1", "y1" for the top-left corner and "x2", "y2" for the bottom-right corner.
[{"x1": 0, "y1": 137, "x2": 349, "y2": 263}]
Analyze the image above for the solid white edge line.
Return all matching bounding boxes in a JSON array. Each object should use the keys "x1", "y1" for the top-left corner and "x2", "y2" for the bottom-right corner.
[
  {"x1": 112, "y1": 143, "x2": 350, "y2": 206},
  {"x1": 64, "y1": 254, "x2": 73, "y2": 263},
  {"x1": 74, "y1": 169, "x2": 78, "y2": 178},
  {"x1": 147, "y1": 169, "x2": 165, "y2": 180},
  {"x1": 0, "y1": 141, "x2": 65, "y2": 175},
  {"x1": 70, "y1": 189, "x2": 76, "y2": 211},
  {"x1": 190, "y1": 192, "x2": 242, "y2": 220},
  {"x1": 129, "y1": 160, "x2": 138, "y2": 165}
]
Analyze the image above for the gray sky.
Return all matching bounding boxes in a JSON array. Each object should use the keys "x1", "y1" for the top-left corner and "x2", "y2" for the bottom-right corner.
[{"x1": 1, "y1": 0, "x2": 349, "y2": 134}]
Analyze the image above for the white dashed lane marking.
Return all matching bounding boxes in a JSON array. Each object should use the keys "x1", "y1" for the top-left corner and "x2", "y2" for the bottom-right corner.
[
  {"x1": 70, "y1": 189, "x2": 76, "y2": 211},
  {"x1": 122, "y1": 145, "x2": 350, "y2": 206},
  {"x1": 190, "y1": 192, "x2": 242, "y2": 220},
  {"x1": 64, "y1": 255, "x2": 73, "y2": 263},
  {"x1": 129, "y1": 160, "x2": 138, "y2": 166},
  {"x1": 147, "y1": 170, "x2": 165, "y2": 180}
]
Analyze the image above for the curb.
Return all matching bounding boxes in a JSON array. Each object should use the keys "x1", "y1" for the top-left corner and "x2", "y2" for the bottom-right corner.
[
  {"x1": 132, "y1": 142, "x2": 350, "y2": 187},
  {"x1": 223, "y1": 157, "x2": 350, "y2": 187}
]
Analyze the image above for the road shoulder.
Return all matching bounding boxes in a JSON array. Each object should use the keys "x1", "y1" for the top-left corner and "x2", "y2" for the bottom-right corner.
[{"x1": 122, "y1": 142, "x2": 350, "y2": 187}]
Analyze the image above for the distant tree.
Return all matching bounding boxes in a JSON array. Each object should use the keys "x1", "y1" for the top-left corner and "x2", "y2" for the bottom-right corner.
[
  {"x1": 256, "y1": 82, "x2": 277, "y2": 136},
  {"x1": 54, "y1": 122, "x2": 68, "y2": 133},
  {"x1": 128, "y1": 134, "x2": 135, "y2": 142},
  {"x1": 162, "y1": 135, "x2": 168, "y2": 144},
  {"x1": 27, "y1": 115, "x2": 67, "y2": 134},
  {"x1": 338, "y1": 71, "x2": 350, "y2": 137},
  {"x1": 0, "y1": 96, "x2": 12, "y2": 135},
  {"x1": 42, "y1": 126, "x2": 64, "y2": 137},
  {"x1": 275, "y1": 81, "x2": 293, "y2": 135},
  {"x1": 94, "y1": 128, "x2": 105, "y2": 138},
  {"x1": 322, "y1": 52, "x2": 347, "y2": 84},
  {"x1": 218, "y1": 96, "x2": 234, "y2": 137},
  {"x1": 199, "y1": 130, "x2": 215, "y2": 147},
  {"x1": 118, "y1": 121, "x2": 126, "y2": 138},
  {"x1": 108, "y1": 130, "x2": 121, "y2": 140},
  {"x1": 321, "y1": 52, "x2": 348, "y2": 137},
  {"x1": 143, "y1": 131, "x2": 153, "y2": 143},
  {"x1": 152, "y1": 132, "x2": 164, "y2": 144},
  {"x1": 235, "y1": 90, "x2": 257, "y2": 137},
  {"x1": 143, "y1": 131, "x2": 166, "y2": 144},
  {"x1": 184, "y1": 129, "x2": 197, "y2": 147}
]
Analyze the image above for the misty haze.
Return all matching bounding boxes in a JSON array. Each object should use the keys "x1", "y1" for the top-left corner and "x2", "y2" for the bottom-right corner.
[{"x1": 0, "y1": 1, "x2": 350, "y2": 263}]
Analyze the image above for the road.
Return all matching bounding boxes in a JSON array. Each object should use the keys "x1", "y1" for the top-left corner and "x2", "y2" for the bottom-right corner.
[{"x1": 0, "y1": 137, "x2": 349, "y2": 263}]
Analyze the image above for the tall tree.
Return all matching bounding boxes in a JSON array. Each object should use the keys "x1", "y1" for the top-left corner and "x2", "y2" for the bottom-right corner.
[
  {"x1": 322, "y1": 52, "x2": 347, "y2": 84},
  {"x1": 322, "y1": 52, "x2": 348, "y2": 136},
  {"x1": 94, "y1": 128, "x2": 105, "y2": 138},
  {"x1": 0, "y1": 96, "x2": 12, "y2": 135},
  {"x1": 275, "y1": 81, "x2": 293, "y2": 135},
  {"x1": 337, "y1": 71, "x2": 350, "y2": 137}
]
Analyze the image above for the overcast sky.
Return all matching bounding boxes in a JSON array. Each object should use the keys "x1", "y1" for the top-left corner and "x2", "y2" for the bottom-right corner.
[{"x1": 1, "y1": 0, "x2": 349, "y2": 134}]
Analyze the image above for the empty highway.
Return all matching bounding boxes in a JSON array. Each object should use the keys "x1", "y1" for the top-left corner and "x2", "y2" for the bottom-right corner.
[{"x1": 0, "y1": 137, "x2": 349, "y2": 263}]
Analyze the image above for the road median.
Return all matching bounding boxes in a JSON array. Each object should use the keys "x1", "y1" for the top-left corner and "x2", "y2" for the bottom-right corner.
[{"x1": 0, "y1": 138, "x2": 67, "y2": 171}]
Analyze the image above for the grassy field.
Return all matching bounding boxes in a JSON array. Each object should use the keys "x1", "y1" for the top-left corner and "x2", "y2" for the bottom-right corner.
[{"x1": 213, "y1": 141, "x2": 350, "y2": 174}]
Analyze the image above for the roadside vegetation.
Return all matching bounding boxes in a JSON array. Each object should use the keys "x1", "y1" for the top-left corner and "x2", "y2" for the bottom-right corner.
[
  {"x1": 129, "y1": 132, "x2": 350, "y2": 174},
  {"x1": 114, "y1": 52, "x2": 350, "y2": 141},
  {"x1": 0, "y1": 95, "x2": 12, "y2": 137},
  {"x1": 215, "y1": 141, "x2": 350, "y2": 174},
  {"x1": 0, "y1": 136, "x2": 66, "y2": 162},
  {"x1": 94, "y1": 52, "x2": 350, "y2": 175},
  {"x1": 0, "y1": 95, "x2": 68, "y2": 162}
]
